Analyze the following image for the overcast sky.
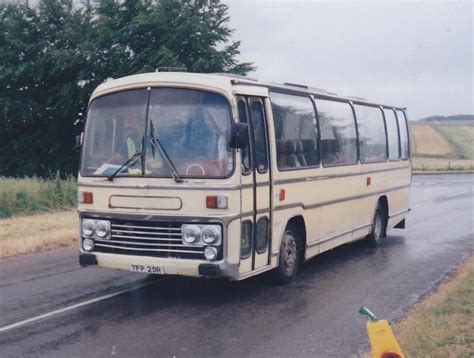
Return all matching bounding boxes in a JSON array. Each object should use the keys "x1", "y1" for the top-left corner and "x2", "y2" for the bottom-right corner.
[{"x1": 224, "y1": 0, "x2": 473, "y2": 120}]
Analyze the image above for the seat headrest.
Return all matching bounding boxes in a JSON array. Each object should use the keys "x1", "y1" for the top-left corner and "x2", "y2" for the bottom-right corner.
[
  {"x1": 302, "y1": 139, "x2": 317, "y2": 152},
  {"x1": 295, "y1": 140, "x2": 303, "y2": 153}
]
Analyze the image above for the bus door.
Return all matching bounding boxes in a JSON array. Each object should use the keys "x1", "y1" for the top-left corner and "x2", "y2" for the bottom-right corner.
[{"x1": 237, "y1": 96, "x2": 272, "y2": 274}]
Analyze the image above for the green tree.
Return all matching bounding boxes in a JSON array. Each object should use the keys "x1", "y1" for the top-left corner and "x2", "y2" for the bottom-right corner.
[
  {"x1": 0, "y1": 0, "x2": 95, "y2": 177},
  {"x1": 0, "y1": 0, "x2": 254, "y2": 177}
]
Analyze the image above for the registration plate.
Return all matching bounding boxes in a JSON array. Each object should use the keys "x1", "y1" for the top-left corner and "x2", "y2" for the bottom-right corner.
[{"x1": 129, "y1": 264, "x2": 165, "y2": 274}]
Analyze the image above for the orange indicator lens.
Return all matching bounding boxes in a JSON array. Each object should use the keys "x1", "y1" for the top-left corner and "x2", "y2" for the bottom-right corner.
[{"x1": 83, "y1": 192, "x2": 93, "y2": 204}]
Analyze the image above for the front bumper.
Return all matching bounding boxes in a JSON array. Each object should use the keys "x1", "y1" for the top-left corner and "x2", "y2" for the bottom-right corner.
[{"x1": 79, "y1": 251, "x2": 239, "y2": 280}]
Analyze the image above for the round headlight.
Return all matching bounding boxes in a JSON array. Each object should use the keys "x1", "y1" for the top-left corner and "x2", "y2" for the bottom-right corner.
[
  {"x1": 82, "y1": 219, "x2": 95, "y2": 237},
  {"x1": 204, "y1": 246, "x2": 218, "y2": 261},
  {"x1": 95, "y1": 221, "x2": 110, "y2": 238},
  {"x1": 201, "y1": 226, "x2": 220, "y2": 244},
  {"x1": 82, "y1": 238, "x2": 94, "y2": 251},
  {"x1": 182, "y1": 225, "x2": 201, "y2": 244}
]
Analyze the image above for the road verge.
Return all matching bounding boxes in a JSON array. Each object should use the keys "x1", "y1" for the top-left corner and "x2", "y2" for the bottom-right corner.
[
  {"x1": 0, "y1": 211, "x2": 78, "y2": 258},
  {"x1": 393, "y1": 255, "x2": 474, "y2": 357}
]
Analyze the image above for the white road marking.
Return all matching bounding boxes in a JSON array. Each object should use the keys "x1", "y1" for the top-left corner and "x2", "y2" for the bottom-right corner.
[
  {"x1": 411, "y1": 200, "x2": 433, "y2": 208},
  {"x1": 444, "y1": 191, "x2": 467, "y2": 198},
  {"x1": 411, "y1": 191, "x2": 469, "y2": 208},
  {"x1": 0, "y1": 279, "x2": 161, "y2": 333}
]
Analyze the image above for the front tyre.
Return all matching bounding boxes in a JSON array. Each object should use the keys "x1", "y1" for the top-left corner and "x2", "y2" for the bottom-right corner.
[{"x1": 274, "y1": 226, "x2": 300, "y2": 284}]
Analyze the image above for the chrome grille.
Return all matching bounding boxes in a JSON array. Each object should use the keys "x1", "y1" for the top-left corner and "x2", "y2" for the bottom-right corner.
[{"x1": 91, "y1": 219, "x2": 218, "y2": 260}]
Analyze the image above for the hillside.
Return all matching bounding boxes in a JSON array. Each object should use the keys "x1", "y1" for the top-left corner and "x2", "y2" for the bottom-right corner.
[
  {"x1": 416, "y1": 114, "x2": 474, "y2": 123},
  {"x1": 410, "y1": 121, "x2": 473, "y2": 171}
]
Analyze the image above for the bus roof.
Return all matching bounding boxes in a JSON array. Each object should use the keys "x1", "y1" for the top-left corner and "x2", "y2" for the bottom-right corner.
[{"x1": 92, "y1": 72, "x2": 406, "y2": 111}]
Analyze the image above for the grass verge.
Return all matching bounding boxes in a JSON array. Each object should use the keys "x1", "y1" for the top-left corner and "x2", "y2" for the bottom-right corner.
[
  {"x1": 393, "y1": 255, "x2": 474, "y2": 357},
  {"x1": 0, "y1": 210, "x2": 78, "y2": 258},
  {"x1": 0, "y1": 176, "x2": 77, "y2": 218},
  {"x1": 412, "y1": 158, "x2": 474, "y2": 172}
]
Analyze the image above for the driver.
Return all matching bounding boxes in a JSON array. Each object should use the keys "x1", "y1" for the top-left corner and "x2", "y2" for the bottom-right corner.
[
  {"x1": 111, "y1": 116, "x2": 143, "y2": 175},
  {"x1": 124, "y1": 116, "x2": 143, "y2": 159}
]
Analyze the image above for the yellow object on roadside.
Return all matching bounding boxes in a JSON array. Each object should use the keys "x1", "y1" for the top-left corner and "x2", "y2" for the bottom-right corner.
[{"x1": 359, "y1": 306, "x2": 405, "y2": 358}]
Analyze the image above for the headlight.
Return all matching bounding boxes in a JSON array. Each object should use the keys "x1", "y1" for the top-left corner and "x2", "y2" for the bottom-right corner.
[
  {"x1": 181, "y1": 224, "x2": 222, "y2": 246},
  {"x1": 81, "y1": 219, "x2": 111, "y2": 239},
  {"x1": 95, "y1": 221, "x2": 110, "y2": 238},
  {"x1": 204, "y1": 246, "x2": 218, "y2": 261},
  {"x1": 82, "y1": 219, "x2": 95, "y2": 237},
  {"x1": 182, "y1": 225, "x2": 201, "y2": 244},
  {"x1": 82, "y1": 238, "x2": 94, "y2": 251},
  {"x1": 201, "y1": 226, "x2": 221, "y2": 244}
]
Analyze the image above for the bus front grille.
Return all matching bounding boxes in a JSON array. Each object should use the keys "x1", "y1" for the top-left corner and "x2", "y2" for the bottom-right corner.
[{"x1": 92, "y1": 219, "x2": 208, "y2": 260}]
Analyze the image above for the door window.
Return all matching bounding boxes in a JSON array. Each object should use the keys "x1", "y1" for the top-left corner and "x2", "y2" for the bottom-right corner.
[
  {"x1": 249, "y1": 100, "x2": 269, "y2": 173},
  {"x1": 237, "y1": 99, "x2": 252, "y2": 174},
  {"x1": 255, "y1": 217, "x2": 269, "y2": 253}
]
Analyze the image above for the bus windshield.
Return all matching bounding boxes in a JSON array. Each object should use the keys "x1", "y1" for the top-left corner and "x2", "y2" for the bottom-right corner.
[{"x1": 80, "y1": 88, "x2": 234, "y2": 178}]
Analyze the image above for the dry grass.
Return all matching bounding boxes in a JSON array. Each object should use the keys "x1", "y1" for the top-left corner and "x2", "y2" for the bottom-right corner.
[
  {"x1": 0, "y1": 210, "x2": 78, "y2": 258},
  {"x1": 410, "y1": 124, "x2": 453, "y2": 157},
  {"x1": 393, "y1": 255, "x2": 474, "y2": 357}
]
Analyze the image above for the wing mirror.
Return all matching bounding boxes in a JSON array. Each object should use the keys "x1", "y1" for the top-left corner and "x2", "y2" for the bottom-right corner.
[{"x1": 229, "y1": 123, "x2": 249, "y2": 149}]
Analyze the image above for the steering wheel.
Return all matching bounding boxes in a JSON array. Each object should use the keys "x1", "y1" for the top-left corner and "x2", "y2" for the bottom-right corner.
[{"x1": 185, "y1": 163, "x2": 206, "y2": 176}]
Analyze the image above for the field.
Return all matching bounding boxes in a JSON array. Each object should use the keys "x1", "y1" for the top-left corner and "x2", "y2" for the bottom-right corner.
[
  {"x1": 0, "y1": 176, "x2": 77, "y2": 218},
  {"x1": 410, "y1": 123, "x2": 474, "y2": 171}
]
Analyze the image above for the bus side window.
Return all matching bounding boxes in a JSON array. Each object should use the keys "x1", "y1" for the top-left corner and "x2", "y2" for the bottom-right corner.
[
  {"x1": 237, "y1": 99, "x2": 252, "y2": 174},
  {"x1": 383, "y1": 108, "x2": 401, "y2": 160},
  {"x1": 396, "y1": 110, "x2": 410, "y2": 160},
  {"x1": 270, "y1": 92, "x2": 319, "y2": 170},
  {"x1": 354, "y1": 105, "x2": 388, "y2": 163},
  {"x1": 316, "y1": 99, "x2": 358, "y2": 166}
]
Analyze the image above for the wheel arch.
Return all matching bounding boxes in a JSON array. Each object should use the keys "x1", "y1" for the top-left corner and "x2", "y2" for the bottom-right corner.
[{"x1": 277, "y1": 214, "x2": 307, "y2": 263}]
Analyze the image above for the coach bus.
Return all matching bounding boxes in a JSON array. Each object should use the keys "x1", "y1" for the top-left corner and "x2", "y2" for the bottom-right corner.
[{"x1": 78, "y1": 72, "x2": 411, "y2": 282}]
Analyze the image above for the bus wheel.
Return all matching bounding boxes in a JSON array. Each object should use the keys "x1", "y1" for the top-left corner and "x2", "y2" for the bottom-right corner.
[
  {"x1": 274, "y1": 226, "x2": 300, "y2": 283},
  {"x1": 367, "y1": 202, "x2": 385, "y2": 247}
]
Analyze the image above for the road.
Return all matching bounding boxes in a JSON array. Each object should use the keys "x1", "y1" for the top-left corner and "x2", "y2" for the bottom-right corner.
[{"x1": 1, "y1": 174, "x2": 473, "y2": 357}]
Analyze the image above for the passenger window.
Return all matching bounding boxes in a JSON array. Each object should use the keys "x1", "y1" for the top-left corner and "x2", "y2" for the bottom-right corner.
[
  {"x1": 354, "y1": 105, "x2": 388, "y2": 163},
  {"x1": 237, "y1": 99, "x2": 252, "y2": 174},
  {"x1": 270, "y1": 92, "x2": 319, "y2": 170},
  {"x1": 396, "y1": 110, "x2": 410, "y2": 159},
  {"x1": 383, "y1": 108, "x2": 400, "y2": 160},
  {"x1": 249, "y1": 100, "x2": 269, "y2": 173},
  {"x1": 316, "y1": 99, "x2": 358, "y2": 166}
]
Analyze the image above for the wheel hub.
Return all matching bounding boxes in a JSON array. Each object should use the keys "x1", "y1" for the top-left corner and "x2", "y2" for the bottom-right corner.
[{"x1": 281, "y1": 232, "x2": 297, "y2": 274}]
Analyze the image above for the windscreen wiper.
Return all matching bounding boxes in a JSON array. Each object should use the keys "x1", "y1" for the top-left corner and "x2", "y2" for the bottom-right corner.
[
  {"x1": 149, "y1": 119, "x2": 183, "y2": 183},
  {"x1": 107, "y1": 150, "x2": 144, "y2": 182}
]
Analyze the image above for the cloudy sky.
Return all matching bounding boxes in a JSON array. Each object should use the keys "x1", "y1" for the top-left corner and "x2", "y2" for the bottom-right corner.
[{"x1": 224, "y1": 0, "x2": 473, "y2": 120}]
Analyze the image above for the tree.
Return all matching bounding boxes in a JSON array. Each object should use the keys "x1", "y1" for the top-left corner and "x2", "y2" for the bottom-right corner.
[{"x1": 0, "y1": 0, "x2": 254, "y2": 177}]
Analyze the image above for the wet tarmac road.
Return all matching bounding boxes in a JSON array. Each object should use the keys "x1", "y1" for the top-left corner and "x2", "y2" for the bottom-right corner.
[{"x1": 1, "y1": 174, "x2": 473, "y2": 357}]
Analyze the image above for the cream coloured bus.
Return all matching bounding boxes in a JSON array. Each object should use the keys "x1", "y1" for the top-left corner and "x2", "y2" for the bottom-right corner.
[{"x1": 78, "y1": 72, "x2": 411, "y2": 283}]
